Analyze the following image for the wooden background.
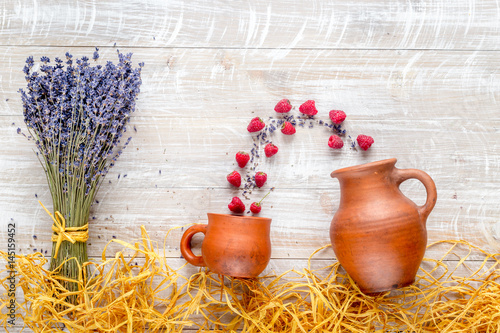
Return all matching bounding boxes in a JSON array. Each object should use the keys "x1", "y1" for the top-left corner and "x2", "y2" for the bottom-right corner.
[{"x1": 1, "y1": 0, "x2": 499, "y2": 331}]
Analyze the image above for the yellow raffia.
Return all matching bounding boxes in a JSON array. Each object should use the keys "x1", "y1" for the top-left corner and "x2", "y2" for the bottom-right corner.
[
  {"x1": 0, "y1": 225, "x2": 499, "y2": 332},
  {"x1": 38, "y1": 201, "x2": 89, "y2": 259}
]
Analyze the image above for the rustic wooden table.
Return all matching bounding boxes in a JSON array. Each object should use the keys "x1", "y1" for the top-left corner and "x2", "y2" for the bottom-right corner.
[{"x1": 0, "y1": 0, "x2": 499, "y2": 331}]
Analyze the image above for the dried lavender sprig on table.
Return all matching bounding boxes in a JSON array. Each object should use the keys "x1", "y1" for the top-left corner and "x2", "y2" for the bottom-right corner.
[{"x1": 19, "y1": 49, "x2": 143, "y2": 304}]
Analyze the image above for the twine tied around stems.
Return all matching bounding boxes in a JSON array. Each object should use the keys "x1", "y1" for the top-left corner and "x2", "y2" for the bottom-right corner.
[{"x1": 39, "y1": 201, "x2": 89, "y2": 259}]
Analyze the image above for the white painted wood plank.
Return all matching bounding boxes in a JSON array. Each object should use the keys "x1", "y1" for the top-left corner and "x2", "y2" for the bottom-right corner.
[
  {"x1": 1, "y1": 186, "x2": 499, "y2": 260},
  {"x1": 0, "y1": 0, "x2": 499, "y2": 50},
  {"x1": 3, "y1": 115, "x2": 499, "y2": 187},
  {"x1": 1, "y1": 48, "x2": 499, "y2": 119}
]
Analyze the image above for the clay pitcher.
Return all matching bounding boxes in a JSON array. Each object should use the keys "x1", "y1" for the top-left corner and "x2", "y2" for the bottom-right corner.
[
  {"x1": 330, "y1": 158, "x2": 437, "y2": 293},
  {"x1": 180, "y1": 213, "x2": 272, "y2": 278}
]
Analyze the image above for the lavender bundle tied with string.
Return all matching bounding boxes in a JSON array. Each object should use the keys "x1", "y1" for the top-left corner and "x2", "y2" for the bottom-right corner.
[{"x1": 19, "y1": 49, "x2": 143, "y2": 304}]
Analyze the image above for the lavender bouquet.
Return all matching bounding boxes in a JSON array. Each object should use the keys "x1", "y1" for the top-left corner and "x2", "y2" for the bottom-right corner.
[{"x1": 19, "y1": 49, "x2": 143, "y2": 302}]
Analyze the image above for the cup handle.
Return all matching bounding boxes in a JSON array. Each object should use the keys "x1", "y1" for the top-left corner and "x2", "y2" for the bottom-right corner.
[
  {"x1": 180, "y1": 224, "x2": 207, "y2": 267},
  {"x1": 392, "y1": 168, "x2": 437, "y2": 224}
]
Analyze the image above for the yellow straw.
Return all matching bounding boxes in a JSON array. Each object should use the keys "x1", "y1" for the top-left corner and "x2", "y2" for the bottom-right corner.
[
  {"x1": 38, "y1": 201, "x2": 89, "y2": 259},
  {"x1": 1, "y1": 225, "x2": 499, "y2": 332}
]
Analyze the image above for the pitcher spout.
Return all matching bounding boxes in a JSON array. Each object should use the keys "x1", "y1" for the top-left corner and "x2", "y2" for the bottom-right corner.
[
  {"x1": 331, "y1": 158, "x2": 397, "y2": 180},
  {"x1": 331, "y1": 158, "x2": 399, "y2": 204}
]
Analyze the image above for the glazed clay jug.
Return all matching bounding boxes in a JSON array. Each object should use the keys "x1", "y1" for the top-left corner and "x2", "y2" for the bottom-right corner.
[
  {"x1": 180, "y1": 213, "x2": 272, "y2": 278},
  {"x1": 330, "y1": 158, "x2": 437, "y2": 293}
]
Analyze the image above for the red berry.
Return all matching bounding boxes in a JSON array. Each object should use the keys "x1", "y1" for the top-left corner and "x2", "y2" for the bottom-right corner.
[
  {"x1": 247, "y1": 117, "x2": 265, "y2": 132},
  {"x1": 356, "y1": 135, "x2": 374, "y2": 151},
  {"x1": 274, "y1": 99, "x2": 292, "y2": 113},
  {"x1": 329, "y1": 110, "x2": 346, "y2": 124},
  {"x1": 328, "y1": 135, "x2": 344, "y2": 149},
  {"x1": 235, "y1": 151, "x2": 250, "y2": 168},
  {"x1": 281, "y1": 121, "x2": 296, "y2": 135},
  {"x1": 250, "y1": 202, "x2": 262, "y2": 214},
  {"x1": 264, "y1": 143, "x2": 279, "y2": 157},
  {"x1": 299, "y1": 100, "x2": 318, "y2": 116},
  {"x1": 255, "y1": 172, "x2": 267, "y2": 188},
  {"x1": 228, "y1": 197, "x2": 245, "y2": 214},
  {"x1": 226, "y1": 171, "x2": 241, "y2": 187}
]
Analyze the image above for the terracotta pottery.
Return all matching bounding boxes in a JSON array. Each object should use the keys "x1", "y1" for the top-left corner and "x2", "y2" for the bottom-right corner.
[
  {"x1": 330, "y1": 158, "x2": 437, "y2": 293},
  {"x1": 180, "y1": 213, "x2": 272, "y2": 278}
]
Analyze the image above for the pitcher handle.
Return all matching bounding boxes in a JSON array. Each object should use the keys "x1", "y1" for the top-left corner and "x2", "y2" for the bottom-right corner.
[
  {"x1": 393, "y1": 168, "x2": 437, "y2": 223},
  {"x1": 180, "y1": 224, "x2": 207, "y2": 267}
]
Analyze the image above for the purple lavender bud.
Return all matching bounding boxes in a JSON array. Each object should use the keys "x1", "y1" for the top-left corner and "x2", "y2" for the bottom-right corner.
[
  {"x1": 19, "y1": 49, "x2": 143, "y2": 206},
  {"x1": 26, "y1": 56, "x2": 34, "y2": 66},
  {"x1": 93, "y1": 47, "x2": 99, "y2": 61}
]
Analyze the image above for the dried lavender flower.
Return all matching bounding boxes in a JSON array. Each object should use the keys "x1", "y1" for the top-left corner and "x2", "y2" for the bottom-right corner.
[
  {"x1": 19, "y1": 49, "x2": 143, "y2": 303},
  {"x1": 20, "y1": 49, "x2": 143, "y2": 206}
]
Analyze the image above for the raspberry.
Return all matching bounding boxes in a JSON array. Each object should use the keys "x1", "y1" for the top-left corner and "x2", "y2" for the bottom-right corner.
[
  {"x1": 226, "y1": 171, "x2": 241, "y2": 187},
  {"x1": 299, "y1": 100, "x2": 318, "y2": 116},
  {"x1": 264, "y1": 143, "x2": 279, "y2": 157},
  {"x1": 247, "y1": 117, "x2": 265, "y2": 132},
  {"x1": 274, "y1": 99, "x2": 292, "y2": 113},
  {"x1": 281, "y1": 121, "x2": 296, "y2": 135},
  {"x1": 328, "y1": 135, "x2": 344, "y2": 149},
  {"x1": 250, "y1": 188, "x2": 273, "y2": 215},
  {"x1": 255, "y1": 172, "x2": 267, "y2": 188},
  {"x1": 235, "y1": 151, "x2": 250, "y2": 168},
  {"x1": 228, "y1": 197, "x2": 245, "y2": 214},
  {"x1": 250, "y1": 202, "x2": 262, "y2": 214},
  {"x1": 356, "y1": 135, "x2": 374, "y2": 151},
  {"x1": 329, "y1": 110, "x2": 346, "y2": 124}
]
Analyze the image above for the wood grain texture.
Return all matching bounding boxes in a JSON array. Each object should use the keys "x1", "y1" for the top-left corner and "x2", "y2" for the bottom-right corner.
[
  {"x1": 2, "y1": 48, "x2": 500, "y2": 118},
  {"x1": 0, "y1": 0, "x2": 499, "y2": 50},
  {"x1": 0, "y1": 0, "x2": 499, "y2": 331},
  {"x1": 2, "y1": 186, "x2": 499, "y2": 260}
]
